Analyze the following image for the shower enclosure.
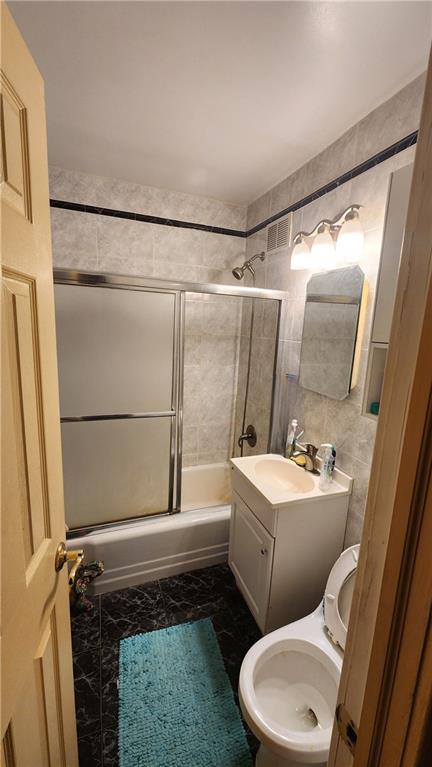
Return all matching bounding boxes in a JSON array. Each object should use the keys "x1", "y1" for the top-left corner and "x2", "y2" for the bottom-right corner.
[{"x1": 54, "y1": 269, "x2": 287, "y2": 543}]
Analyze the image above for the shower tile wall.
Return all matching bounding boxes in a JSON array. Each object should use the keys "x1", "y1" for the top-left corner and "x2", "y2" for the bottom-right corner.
[
  {"x1": 49, "y1": 168, "x2": 247, "y2": 466},
  {"x1": 233, "y1": 296, "x2": 279, "y2": 458},
  {"x1": 245, "y1": 73, "x2": 426, "y2": 545},
  {"x1": 183, "y1": 293, "x2": 242, "y2": 466}
]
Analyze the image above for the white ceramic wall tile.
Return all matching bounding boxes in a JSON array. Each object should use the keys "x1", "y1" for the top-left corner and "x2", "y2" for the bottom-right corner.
[
  {"x1": 343, "y1": 508, "x2": 365, "y2": 547},
  {"x1": 152, "y1": 261, "x2": 199, "y2": 282},
  {"x1": 354, "y1": 73, "x2": 425, "y2": 167},
  {"x1": 201, "y1": 299, "x2": 241, "y2": 336},
  {"x1": 247, "y1": 74, "x2": 424, "y2": 233},
  {"x1": 182, "y1": 454, "x2": 199, "y2": 467},
  {"x1": 195, "y1": 451, "x2": 232, "y2": 467},
  {"x1": 200, "y1": 335, "x2": 238, "y2": 366},
  {"x1": 184, "y1": 334, "x2": 202, "y2": 366},
  {"x1": 50, "y1": 207, "x2": 98, "y2": 270},
  {"x1": 182, "y1": 425, "x2": 198, "y2": 454},
  {"x1": 247, "y1": 191, "x2": 271, "y2": 230},
  {"x1": 324, "y1": 394, "x2": 377, "y2": 467},
  {"x1": 49, "y1": 165, "x2": 247, "y2": 231},
  {"x1": 336, "y1": 451, "x2": 372, "y2": 526},
  {"x1": 269, "y1": 171, "x2": 300, "y2": 220},
  {"x1": 197, "y1": 419, "x2": 233, "y2": 453},
  {"x1": 300, "y1": 181, "x2": 353, "y2": 233},
  {"x1": 96, "y1": 215, "x2": 154, "y2": 276}
]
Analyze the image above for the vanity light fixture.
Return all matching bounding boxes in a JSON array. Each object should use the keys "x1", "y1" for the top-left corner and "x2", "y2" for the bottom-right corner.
[
  {"x1": 336, "y1": 206, "x2": 364, "y2": 264},
  {"x1": 310, "y1": 222, "x2": 337, "y2": 269},
  {"x1": 290, "y1": 205, "x2": 363, "y2": 270},
  {"x1": 290, "y1": 233, "x2": 312, "y2": 270}
]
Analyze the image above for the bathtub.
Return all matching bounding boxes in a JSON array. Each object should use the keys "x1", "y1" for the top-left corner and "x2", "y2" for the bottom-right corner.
[{"x1": 70, "y1": 462, "x2": 232, "y2": 594}]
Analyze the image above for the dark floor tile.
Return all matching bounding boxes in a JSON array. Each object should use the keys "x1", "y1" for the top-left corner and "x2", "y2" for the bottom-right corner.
[
  {"x1": 101, "y1": 581, "x2": 166, "y2": 643},
  {"x1": 159, "y1": 563, "x2": 236, "y2": 607},
  {"x1": 73, "y1": 648, "x2": 101, "y2": 739},
  {"x1": 102, "y1": 727, "x2": 118, "y2": 767},
  {"x1": 73, "y1": 564, "x2": 261, "y2": 766},
  {"x1": 71, "y1": 595, "x2": 101, "y2": 656},
  {"x1": 100, "y1": 638, "x2": 119, "y2": 687},
  {"x1": 77, "y1": 732, "x2": 102, "y2": 767},
  {"x1": 162, "y1": 593, "x2": 226, "y2": 627}
]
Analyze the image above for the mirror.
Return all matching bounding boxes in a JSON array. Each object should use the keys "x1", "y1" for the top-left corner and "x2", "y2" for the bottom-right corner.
[{"x1": 299, "y1": 265, "x2": 366, "y2": 400}]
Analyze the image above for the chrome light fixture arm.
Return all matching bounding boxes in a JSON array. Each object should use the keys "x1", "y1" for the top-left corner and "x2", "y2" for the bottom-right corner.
[{"x1": 292, "y1": 205, "x2": 363, "y2": 244}]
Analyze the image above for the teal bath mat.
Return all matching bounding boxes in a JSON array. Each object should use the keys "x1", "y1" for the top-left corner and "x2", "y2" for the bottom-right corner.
[{"x1": 119, "y1": 618, "x2": 252, "y2": 767}]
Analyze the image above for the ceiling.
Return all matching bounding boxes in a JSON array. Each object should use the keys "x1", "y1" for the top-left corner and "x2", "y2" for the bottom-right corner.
[{"x1": 9, "y1": 1, "x2": 432, "y2": 205}]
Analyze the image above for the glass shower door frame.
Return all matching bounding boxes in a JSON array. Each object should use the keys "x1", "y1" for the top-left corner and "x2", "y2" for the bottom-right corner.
[
  {"x1": 54, "y1": 268, "x2": 289, "y2": 537},
  {"x1": 54, "y1": 272, "x2": 184, "y2": 536}
]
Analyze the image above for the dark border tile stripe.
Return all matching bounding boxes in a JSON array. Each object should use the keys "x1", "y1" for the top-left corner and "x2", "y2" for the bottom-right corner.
[
  {"x1": 49, "y1": 199, "x2": 246, "y2": 238},
  {"x1": 246, "y1": 131, "x2": 418, "y2": 236},
  {"x1": 49, "y1": 131, "x2": 418, "y2": 241}
]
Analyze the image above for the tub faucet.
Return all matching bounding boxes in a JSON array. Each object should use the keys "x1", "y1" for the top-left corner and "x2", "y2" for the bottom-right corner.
[{"x1": 290, "y1": 443, "x2": 319, "y2": 473}]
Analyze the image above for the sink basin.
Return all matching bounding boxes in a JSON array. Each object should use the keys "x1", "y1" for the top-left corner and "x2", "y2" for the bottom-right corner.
[
  {"x1": 230, "y1": 453, "x2": 352, "y2": 508},
  {"x1": 254, "y1": 457, "x2": 315, "y2": 493}
]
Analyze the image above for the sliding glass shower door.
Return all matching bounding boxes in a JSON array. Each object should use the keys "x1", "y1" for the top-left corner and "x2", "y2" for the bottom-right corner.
[{"x1": 55, "y1": 282, "x2": 181, "y2": 530}]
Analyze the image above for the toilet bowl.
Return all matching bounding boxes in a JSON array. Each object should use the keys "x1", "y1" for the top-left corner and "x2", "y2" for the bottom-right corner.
[{"x1": 239, "y1": 544, "x2": 360, "y2": 766}]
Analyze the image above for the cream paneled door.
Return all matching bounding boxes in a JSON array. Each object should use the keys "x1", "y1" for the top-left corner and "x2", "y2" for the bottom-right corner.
[{"x1": 1, "y1": 5, "x2": 78, "y2": 766}]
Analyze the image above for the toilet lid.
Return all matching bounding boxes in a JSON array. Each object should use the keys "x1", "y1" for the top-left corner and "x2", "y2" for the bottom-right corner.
[{"x1": 324, "y1": 544, "x2": 360, "y2": 650}]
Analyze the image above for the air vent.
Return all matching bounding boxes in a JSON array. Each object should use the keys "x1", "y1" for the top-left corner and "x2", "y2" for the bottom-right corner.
[
  {"x1": 266, "y1": 213, "x2": 292, "y2": 253},
  {"x1": 267, "y1": 223, "x2": 278, "y2": 252}
]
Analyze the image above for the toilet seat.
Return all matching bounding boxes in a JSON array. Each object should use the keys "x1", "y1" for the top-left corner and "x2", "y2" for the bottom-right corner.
[
  {"x1": 239, "y1": 545, "x2": 361, "y2": 765},
  {"x1": 239, "y1": 615, "x2": 343, "y2": 764},
  {"x1": 324, "y1": 544, "x2": 360, "y2": 651}
]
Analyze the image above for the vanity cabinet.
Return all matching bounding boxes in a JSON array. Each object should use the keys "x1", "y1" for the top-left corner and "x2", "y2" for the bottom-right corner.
[
  {"x1": 229, "y1": 456, "x2": 352, "y2": 635},
  {"x1": 229, "y1": 493, "x2": 274, "y2": 629}
]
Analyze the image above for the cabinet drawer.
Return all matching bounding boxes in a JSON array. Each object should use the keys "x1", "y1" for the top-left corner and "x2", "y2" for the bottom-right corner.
[{"x1": 229, "y1": 492, "x2": 274, "y2": 632}]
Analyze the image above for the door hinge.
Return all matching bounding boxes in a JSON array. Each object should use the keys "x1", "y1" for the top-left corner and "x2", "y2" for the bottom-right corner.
[{"x1": 336, "y1": 703, "x2": 358, "y2": 756}]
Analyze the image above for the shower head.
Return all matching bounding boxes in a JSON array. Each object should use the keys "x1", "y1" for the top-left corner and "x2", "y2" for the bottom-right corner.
[
  {"x1": 232, "y1": 266, "x2": 246, "y2": 280},
  {"x1": 231, "y1": 252, "x2": 265, "y2": 281}
]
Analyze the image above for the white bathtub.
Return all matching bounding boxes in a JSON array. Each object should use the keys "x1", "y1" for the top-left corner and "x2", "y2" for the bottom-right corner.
[
  {"x1": 181, "y1": 462, "x2": 232, "y2": 511},
  {"x1": 70, "y1": 462, "x2": 232, "y2": 594}
]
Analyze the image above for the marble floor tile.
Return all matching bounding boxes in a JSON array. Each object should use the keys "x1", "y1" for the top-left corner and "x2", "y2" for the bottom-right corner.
[
  {"x1": 73, "y1": 648, "x2": 101, "y2": 740},
  {"x1": 101, "y1": 581, "x2": 166, "y2": 643},
  {"x1": 71, "y1": 563, "x2": 261, "y2": 767},
  {"x1": 70, "y1": 595, "x2": 101, "y2": 655},
  {"x1": 77, "y1": 732, "x2": 103, "y2": 767}
]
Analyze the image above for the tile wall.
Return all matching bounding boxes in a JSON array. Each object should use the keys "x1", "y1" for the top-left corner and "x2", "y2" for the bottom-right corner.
[
  {"x1": 49, "y1": 168, "x2": 248, "y2": 466},
  {"x1": 183, "y1": 292, "x2": 243, "y2": 466},
  {"x1": 49, "y1": 72, "x2": 426, "y2": 539},
  {"x1": 245, "y1": 74, "x2": 426, "y2": 544}
]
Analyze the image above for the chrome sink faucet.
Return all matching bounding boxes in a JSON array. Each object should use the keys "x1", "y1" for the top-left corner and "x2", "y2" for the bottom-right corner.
[{"x1": 290, "y1": 442, "x2": 319, "y2": 474}]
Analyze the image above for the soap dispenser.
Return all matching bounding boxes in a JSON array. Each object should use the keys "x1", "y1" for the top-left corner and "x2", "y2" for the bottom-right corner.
[
  {"x1": 285, "y1": 419, "x2": 301, "y2": 458},
  {"x1": 319, "y1": 444, "x2": 336, "y2": 490}
]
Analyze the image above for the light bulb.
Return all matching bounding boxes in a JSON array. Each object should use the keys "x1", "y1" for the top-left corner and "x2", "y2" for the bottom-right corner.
[
  {"x1": 310, "y1": 224, "x2": 337, "y2": 269},
  {"x1": 290, "y1": 236, "x2": 311, "y2": 270},
  {"x1": 336, "y1": 211, "x2": 364, "y2": 264}
]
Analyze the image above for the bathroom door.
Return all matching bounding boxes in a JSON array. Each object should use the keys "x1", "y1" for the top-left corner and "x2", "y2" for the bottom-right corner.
[{"x1": 1, "y1": 5, "x2": 78, "y2": 764}]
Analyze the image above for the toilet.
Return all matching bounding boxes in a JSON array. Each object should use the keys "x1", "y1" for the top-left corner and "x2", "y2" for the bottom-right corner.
[{"x1": 239, "y1": 544, "x2": 360, "y2": 767}]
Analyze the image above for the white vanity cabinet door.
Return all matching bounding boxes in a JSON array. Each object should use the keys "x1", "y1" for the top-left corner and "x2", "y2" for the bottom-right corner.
[{"x1": 229, "y1": 493, "x2": 274, "y2": 632}]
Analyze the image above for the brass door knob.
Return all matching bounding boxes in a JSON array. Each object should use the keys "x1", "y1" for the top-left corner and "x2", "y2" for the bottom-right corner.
[{"x1": 55, "y1": 542, "x2": 84, "y2": 586}]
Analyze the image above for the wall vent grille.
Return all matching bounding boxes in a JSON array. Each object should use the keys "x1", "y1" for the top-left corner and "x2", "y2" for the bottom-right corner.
[
  {"x1": 266, "y1": 214, "x2": 292, "y2": 253},
  {"x1": 267, "y1": 223, "x2": 278, "y2": 251}
]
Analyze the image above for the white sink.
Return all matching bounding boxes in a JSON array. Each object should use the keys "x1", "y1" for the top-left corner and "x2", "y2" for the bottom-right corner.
[
  {"x1": 254, "y1": 456, "x2": 315, "y2": 493},
  {"x1": 230, "y1": 453, "x2": 352, "y2": 508}
]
